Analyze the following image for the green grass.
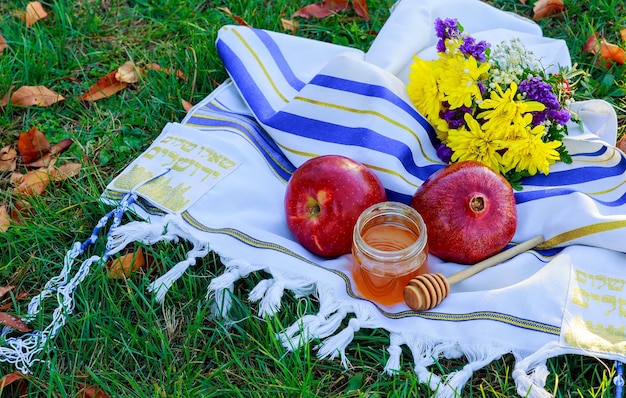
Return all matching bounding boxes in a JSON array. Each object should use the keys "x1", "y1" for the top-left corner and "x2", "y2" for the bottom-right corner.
[{"x1": 1, "y1": 0, "x2": 624, "y2": 396}]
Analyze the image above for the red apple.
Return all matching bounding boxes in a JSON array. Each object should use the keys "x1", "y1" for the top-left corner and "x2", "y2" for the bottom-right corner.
[
  {"x1": 411, "y1": 160, "x2": 517, "y2": 264},
  {"x1": 284, "y1": 155, "x2": 387, "y2": 257}
]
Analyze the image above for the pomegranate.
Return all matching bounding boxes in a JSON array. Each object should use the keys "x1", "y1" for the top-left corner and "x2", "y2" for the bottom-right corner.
[{"x1": 411, "y1": 160, "x2": 517, "y2": 264}]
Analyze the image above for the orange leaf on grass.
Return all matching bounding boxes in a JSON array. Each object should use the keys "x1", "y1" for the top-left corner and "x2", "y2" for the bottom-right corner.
[
  {"x1": 532, "y1": 0, "x2": 565, "y2": 20},
  {"x1": 281, "y1": 18, "x2": 300, "y2": 33},
  {"x1": 293, "y1": 0, "x2": 350, "y2": 19},
  {"x1": 18, "y1": 127, "x2": 50, "y2": 164},
  {"x1": 0, "y1": 292, "x2": 31, "y2": 311},
  {"x1": 50, "y1": 162, "x2": 82, "y2": 181},
  {"x1": 181, "y1": 98, "x2": 194, "y2": 112},
  {"x1": 115, "y1": 61, "x2": 144, "y2": 84},
  {"x1": 0, "y1": 205, "x2": 10, "y2": 233},
  {"x1": 0, "y1": 34, "x2": 7, "y2": 55},
  {"x1": 621, "y1": 29, "x2": 626, "y2": 43},
  {"x1": 76, "y1": 384, "x2": 110, "y2": 398},
  {"x1": 583, "y1": 33, "x2": 626, "y2": 67},
  {"x1": 352, "y1": 0, "x2": 370, "y2": 20},
  {"x1": 14, "y1": 168, "x2": 50, "y2": 196},
  {"x1": 107, "y1": 248, "x2": 146, "y2": 278},
  {"x1": 78, "y1": 70, "x2": 128, "y2": 102},
  {"x1": 217, "y1": 7, "x2": 250, "y2": 26},
  {"x1": 25, "y1": 1, "x2": 48, "y2": 27},
  {"x1": 6, "y1": 85, "x2": 65, "y2": 107},
  {"x1": 0, "y1": 146, "x2": 17, "y2": 172},
  {"x1": 617, "y1": 135, "x2": 626, "y2": 154},
  {"x1": 0, "y1": 286, "x2": 14, "y2": 299},
  {"x1": 0, "y1": 312, "x2": 31, "y2": 332},
  {"x1": 599, "y1": 38, "x2": 626, "y2": 65},
  {"x1": 25, "y1": 138, "x2": 74, "y2": 168},
  {"x1": 0, "y1": 372, "x2": 27, "y2": 391},
  {"x1": 145, "y1": 63, "x2": 187, "y2": 81}
]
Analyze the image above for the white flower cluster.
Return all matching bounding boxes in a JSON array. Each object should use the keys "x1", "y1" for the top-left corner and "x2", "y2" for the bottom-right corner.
[{"x1": 487, "y1": 38, "x2": 543, "y2": 88}]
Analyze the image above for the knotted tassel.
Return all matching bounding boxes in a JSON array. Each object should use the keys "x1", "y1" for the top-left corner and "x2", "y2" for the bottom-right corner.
[
  {"x1": 207, "y1": 258, "x2": 262, "y2": 317},
  {"x1": 278, "y1": 285, "x2": 343, "y2": 351},
  {"x1": 513, "y1": 341, "x2": 565, "y2": 398},
  {"x1": 383, "y1": 332, "x2": 405, "y2": 375},
  {"x1": 316, "y1": 304, "x2": 377, "y2": 369},
  {"x1": 249, "y1": 278, "x2": 285, "y2": 317},
  {"x1": 435, "y1": 344, "x2": 508, "y2": 398},
  {"x1": 405, "y1": 337, "x2": 446, "y2": 391},
  {"x1": 147, "y1": 239, "x2": 209, "y2": 303}
]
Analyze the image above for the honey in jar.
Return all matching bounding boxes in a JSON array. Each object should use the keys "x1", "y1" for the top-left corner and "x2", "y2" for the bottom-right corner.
[{"x1": 351, "y1": 201, "x2": 428, "y2": 306}]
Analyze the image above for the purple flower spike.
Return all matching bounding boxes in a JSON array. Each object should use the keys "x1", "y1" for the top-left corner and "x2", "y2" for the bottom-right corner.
[
  {"x1": 436, "y1": 143, "x2": 453, "y2": 163},
  {"x1": 435, "y1": 18, "x2": 462, "y2": 53}
]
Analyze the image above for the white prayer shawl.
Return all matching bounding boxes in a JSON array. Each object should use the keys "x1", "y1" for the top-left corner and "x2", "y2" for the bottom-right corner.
[{"x1": 2, "y1": 0, "x2": 625, "y2": 396}]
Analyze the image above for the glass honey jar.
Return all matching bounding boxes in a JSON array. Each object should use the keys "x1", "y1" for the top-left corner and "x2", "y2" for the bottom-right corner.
[{"x1": 351, "y1": 201, "x2": 429, "y2": 306}]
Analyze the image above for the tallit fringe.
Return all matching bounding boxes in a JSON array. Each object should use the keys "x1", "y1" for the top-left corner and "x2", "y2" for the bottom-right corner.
[
  {"x1": 314, "y1": 303, "x2": 378, "y2": 369},
  {"x1": 106, "y1": 215, "x2": 210, "y2": 303},
  {"x1": 278, "y1": 285, "x2": 345, "y2": 351},
  {"x1": 206, "y1": 258, "x2": 264, "y2": 318},
  {"x1": 434, "y1": 343, "x2": 509, "y2": 398},
  {"x1": 248, "y1": 277, "x2": 316, "y2": 318},
  {"x1": 513, "y1": 342, "x2": 564, "y2": 398}
]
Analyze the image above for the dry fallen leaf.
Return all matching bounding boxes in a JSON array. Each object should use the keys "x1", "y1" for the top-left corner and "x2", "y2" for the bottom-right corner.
[
  {"x1": 0, "y1": 205, "x2": 10, "y2": 233},
  {"x1": 0, "y1": 292, "x2": 30, "y2": 311},
  {"x1": 181, "y1": 98, "x2": 194, "y2": 112},
  {"x1": 75, "y1": 384, "x2": 110, "y2": 398},
  {"x1": 107, "y1": 248, "x2": 146, "y2": 278},
  {"x1": 0, "y1": 146, "x2": 17, "y2": 172},
  {"x1": 532, "y1": 0, "x2": 565, "y2": 20},
  {"x1": 217, "y1": 7, "x2": 250, "y2": 26},
  {"x1": 145, "y1": 63, "x2": 187, "y2": 81},
  {"x1": 0, "y1": 34, "x2": 7, "y2": 55},
  {"x1": 78, "y1": 70, "x2": 128, "y2": 102},
  {"x1": 583, "y1": 33, "x2": 602, "y2": 54},
  {"x1": 617, "y1": 135, "x2": 626, "y2": 154},
  {"x1": 0, "y1": 312, "x2": 31, "y2": 332},
  {"x1": 0, "y1": 285, "x2": 14, "y2": 299},
  {"x1": 14, "y1": 168, "x2": 50, "y2": 196},
  {"x1": 352, "y1": 0, "x2": 370, "y2": 20},
  {"x1": 25, "y1": 138, "x2": 74, "y2": 168},
  {"x1": 583, "y1": 33, "x2": 626, "y2": 67},
  {"x1": 281, "y1": 18, "x2": 299, "y2": 34},
  {"x1": 621, "y1": 28, "x2": 626, "y2": 43},
  {"x1": 17, "y1": 127, "x2": 50, "y2": 164},
  {"x1": 115, "y1": 61, "x2": 143, "y2": 84},
  {"x1": 0, "y1": 372, "x2": 27, "y2": 392},
  {"x1": 25, "y1": 1, "x2": 48, "y2": 27},
  {"x1": 293, "y1": 0, "x2": 350, "y2": 19},
  {"x1": 599, "y1": 37, "x2": 626, "y2": 65},
  {"x1": 51, "y1": 162, "x2": 82, "y2": 181},
  {"x1": 7, "y1": 85, "x2": 65, "y2": 107},
  {"x1": 10, "y1": 198, "x2": 33, "y2": 225}
]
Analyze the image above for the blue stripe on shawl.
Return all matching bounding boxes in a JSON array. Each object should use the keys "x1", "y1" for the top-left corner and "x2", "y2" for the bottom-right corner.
[
  {"x1": 252, "y1": 28, "x2": 306, "y2": 91},
  {"x1": 269, "y1": 112, "x2": 443, "y2": 181},
  {"x1": 185, "y1": 111, "x2": 295, "y2": 181},
  {"x1": 309, "y1": 74, "x2": 440, "y2": 146},
  {"x1": 218, "y1": 38, "x2": 443, "y2": 184},
  {"x1": 522, "y1": 154, "x2": 626, "y2": 186},
  {"x1": 217, "y1": 39, "x2": 279, "y2": 121},
  {"x1": 515, "y1": 187, "x2": 626, "y2": 206}
]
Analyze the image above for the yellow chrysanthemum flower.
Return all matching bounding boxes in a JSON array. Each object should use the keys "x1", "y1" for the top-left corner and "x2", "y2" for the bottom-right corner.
[
  {"x1": 502, "y1": 124, "x2": 562, "y2": 176},
  {"x1": 446, "y1": 113, "x2": 505, "y2": 173},
  {"x1": 406, "y1": 57, "x2": 443, "y2": 121},
  {"x1": 477, "y1": 82, "x2": 545, "y2": 129},
  {"x1": 438, "y1": 55, "x2": 490, "y2": 109}
]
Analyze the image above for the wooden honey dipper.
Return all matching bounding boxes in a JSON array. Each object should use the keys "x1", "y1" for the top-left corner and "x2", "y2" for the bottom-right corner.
[{"x1": 404, "y1": 235, "x2": 545, "y2": 311}]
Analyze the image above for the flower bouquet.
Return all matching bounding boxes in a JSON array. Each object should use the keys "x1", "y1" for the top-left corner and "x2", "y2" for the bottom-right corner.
[{"x1": 407, "y1": 18, "x2": 578, "y2": 188}]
